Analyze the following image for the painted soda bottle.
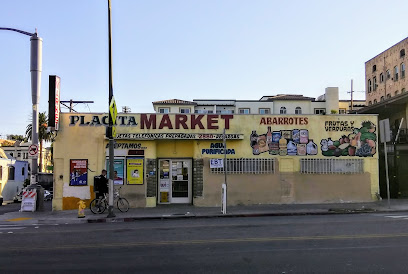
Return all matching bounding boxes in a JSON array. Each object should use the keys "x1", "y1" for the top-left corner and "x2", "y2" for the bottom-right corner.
[
  {"x1": 250, "y1": 130, "x2": 258, "y2": 147},
  {"x1": 266, "y1": 126, "x2": 272, "y2": 145}
]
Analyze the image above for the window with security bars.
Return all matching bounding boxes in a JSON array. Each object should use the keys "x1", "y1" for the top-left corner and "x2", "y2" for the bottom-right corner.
[
  {"x1": 210, "y1": 158, "x2": 275, "y2": 174},
  {"x1": 300, "y1": 159, "x2": 364, "y2": 174}
]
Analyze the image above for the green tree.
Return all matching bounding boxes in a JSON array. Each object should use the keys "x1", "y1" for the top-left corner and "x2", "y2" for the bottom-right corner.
[
  {"x1": 25, "y1": 112, "x2": 53, "y2": 172},
  {"x1": 7, "y1": 134, "x2": 27, "y2": 142}
]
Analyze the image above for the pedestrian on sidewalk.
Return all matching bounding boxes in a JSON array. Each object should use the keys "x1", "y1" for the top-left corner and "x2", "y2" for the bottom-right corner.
[{"x1": 94, "y1": 169, "x2": 108, "y2": 198}]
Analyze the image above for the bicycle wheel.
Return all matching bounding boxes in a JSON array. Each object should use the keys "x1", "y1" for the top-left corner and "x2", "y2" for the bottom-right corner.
[
  {"x1": 90, "y1": 198, "x2": 107, "y2": 214},
  {"x1": 117, "y1": 198, "x2": 129, "y2": 212}
]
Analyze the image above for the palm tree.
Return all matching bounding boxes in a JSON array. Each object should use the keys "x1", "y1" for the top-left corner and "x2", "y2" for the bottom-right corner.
[{"x1": 26, "y1": 112, "x2": 53, "y2": 172}]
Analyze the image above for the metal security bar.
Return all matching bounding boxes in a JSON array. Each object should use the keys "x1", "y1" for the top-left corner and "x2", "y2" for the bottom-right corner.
[
  {"x1": 300, "y1": 158, "x2": 364, "y2": 174},
  {"x1": 211, "y1": 158, "x2": 275, "y2": 174}
]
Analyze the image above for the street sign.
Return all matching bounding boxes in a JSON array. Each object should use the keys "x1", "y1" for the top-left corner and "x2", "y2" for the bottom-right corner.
[
  {"x1": 28, "y1": 144, "x2": 39, "y2": 159},
  {"x1": 379, "y1": 119, "x2": 391, "y2": 143},
  {"x1": 109, "y1": 96, "x2": 117, "y2": 124}
]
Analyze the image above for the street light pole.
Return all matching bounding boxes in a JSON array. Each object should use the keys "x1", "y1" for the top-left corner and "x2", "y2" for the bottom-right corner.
[
  {"x1": 107, "y1": 0, "x2": 116, "y2": 218},
  {"x1": 0, "y1": 28, "x2": 41, "y2": 185}
]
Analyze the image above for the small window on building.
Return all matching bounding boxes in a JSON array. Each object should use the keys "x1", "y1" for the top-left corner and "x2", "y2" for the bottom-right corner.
[
  {"x1": 9, "y1": 152, "x2": 13, "y2": 157},
  {"x1": 372, "y1": 65, "x2": 376, "y2": 72},
  {"x1": 239, "y1": 108, "x2": 250, "y2": 114},
  {"x1": 373, "y1": 76, "x2": 377, "y2": 91},
  {"x1": 387, "y1": 70, "x2": 391, "y2": 79},
  {"x1": 381, "y1": 96, "x2": 385, "y2": 101},
  {"x1": 369, "y1": 101, "x2": 372, "y2": 105},
  {"x1": 339, "y1": 109, "x2": 347, "y2": 114},
  {"x1": 387, "y1": 93, "x2": 391, "y2": 99},
  {"x1": 280, "y1": 107, "x2": 287, "y2": 114},
  {"x1": 259, "y1": 108, "x2": 270, "y2": 114},
  {"x1": 179, "y1": 108, "x2": 190, "y2": 113},
  {"x1": 368, "y1": 79, "x2": 372, "y2": 92},
  {"x1": 314, "y1": 108, "x2": 325, "y2": 114},
  {"x1": 401, "y1": 49, "x2": 405, "y2": 58},
  {"x1": 394, "y1": 66, "x2": 399, "y2": 81},
  {"x1": 380, "y1": 73, "x2": 384, "y2": 83},
  {"x1": 8, "y1": 166, "x2": 15, "y2": 180},
  {"x1": 401, "y1": 63, "x2": 405, "y2": 78},
  {"x1": 374, "y1": 99, "x2": 377, "y2": 104},
  {"x1": 158, "y1": 108, "x2": 169, "y2": 114},
  {"x1": 17, "y1": 152, "x2": 21, "y2": 158},
  {"x1": 295, "y1": 107, "x2": 302, "y2": 114},
  {"x1": 22, "y1": 167, "x2": 25, "y2": 176},
  {"x1": 395, "y1": 90, "x2": 399, "y2": 96}
]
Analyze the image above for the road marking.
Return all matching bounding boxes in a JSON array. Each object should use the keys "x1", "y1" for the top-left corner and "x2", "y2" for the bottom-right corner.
[
  {"x1": 384, "y1": 215, "x2": 408, "y2": 219},
  {"x1": 4, "y1": 232, "x2": 408, "y2": 251},
  {"x1": 6, "y1": 217, "x2": 33, "y2": 222}
]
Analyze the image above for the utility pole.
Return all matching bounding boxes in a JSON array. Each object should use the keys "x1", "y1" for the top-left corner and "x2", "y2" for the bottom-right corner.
[
  {"x1": 0, "y1": 28, "x2": 41, "y2": 185},
  {"x1": 107, "y1": 0, "x2": 116, "y2": 218},
  {"x1": 350, "y1": 79, "x2": 353, "y2": 112},
  {"x1": 60, "y1": 100, "x2": 94, "y2": 112}
]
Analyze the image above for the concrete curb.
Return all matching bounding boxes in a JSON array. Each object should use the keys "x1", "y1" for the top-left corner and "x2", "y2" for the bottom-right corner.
[{"x1": 85, "y1": 207, "x2": 408, "y2": 223}]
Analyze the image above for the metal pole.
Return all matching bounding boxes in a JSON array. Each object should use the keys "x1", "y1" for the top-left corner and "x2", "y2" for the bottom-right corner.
[
  {"x1": 222, "y1": 128, "x2": 227, "y2": 214},
  {"x1": 384, "y1": 141, "x2": 391, "y2": 209},
  {"x1": 30, "y1": 33, "x2": 42, "y2": 184},
  {"x1": 350, "y1": 79, "x2": 353, "y2": 112},
  {"x1": 107, "y1": 0, "x2": 115, "y2": 218}
]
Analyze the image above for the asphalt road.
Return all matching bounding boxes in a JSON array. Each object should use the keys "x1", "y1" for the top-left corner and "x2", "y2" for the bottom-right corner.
[{"x1": 1, "y1": 212, "x2": 408, "y2": 273}]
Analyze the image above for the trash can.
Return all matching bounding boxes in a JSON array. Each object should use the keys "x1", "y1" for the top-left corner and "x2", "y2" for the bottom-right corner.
[{"x1": 26, "y1": 184, "x2": 44, "y2": 211}]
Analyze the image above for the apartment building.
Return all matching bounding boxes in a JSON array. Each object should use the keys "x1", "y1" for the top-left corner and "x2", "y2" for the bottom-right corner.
[
  {"x1": 152, "y1": 87, "x2": 365, "y2": 115},
  {"x1": 365, "y1": 37, "x2": 408, "y2": 106}
]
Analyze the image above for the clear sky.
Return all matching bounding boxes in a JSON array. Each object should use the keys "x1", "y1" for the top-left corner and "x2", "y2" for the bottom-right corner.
[{"x1": 1, "y1": 0, "x2": 407, "y2": 137}]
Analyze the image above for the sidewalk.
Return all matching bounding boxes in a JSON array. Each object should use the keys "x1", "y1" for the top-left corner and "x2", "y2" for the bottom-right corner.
[{"x1": 1, "y1": 199, "x2": 408, "y2": 225}]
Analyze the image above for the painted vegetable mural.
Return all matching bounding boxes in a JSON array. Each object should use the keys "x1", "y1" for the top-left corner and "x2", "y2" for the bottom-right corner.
[{"x1": 320, "y1": 121, "x2": 377, "y2": 157}]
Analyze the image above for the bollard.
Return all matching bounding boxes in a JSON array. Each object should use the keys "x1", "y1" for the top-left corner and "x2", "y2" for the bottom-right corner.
[{"x1": 77, "y1": 200, "x2": 86, "y2": 218}]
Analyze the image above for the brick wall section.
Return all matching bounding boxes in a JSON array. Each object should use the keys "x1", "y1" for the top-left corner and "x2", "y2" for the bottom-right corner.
[
  {"x1": 146, "y1": 158, "x2": 157, "y2": 197},
  {"x1": 193, "y1": 159, "x2": 204, "y2": 197}
]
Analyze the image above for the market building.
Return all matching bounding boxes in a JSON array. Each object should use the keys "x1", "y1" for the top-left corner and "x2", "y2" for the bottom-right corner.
[{"x1": 52, "y1": 112, "x2": 379, "y2": 211}]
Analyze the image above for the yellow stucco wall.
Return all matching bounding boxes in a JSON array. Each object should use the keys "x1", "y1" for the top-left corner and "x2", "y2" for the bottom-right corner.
[{"x1": 53, "y1": 113, "x2": 379, "y2": 210}]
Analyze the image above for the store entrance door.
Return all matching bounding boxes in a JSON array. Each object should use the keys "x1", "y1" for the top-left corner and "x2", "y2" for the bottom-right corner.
[{"x1": 158, "y1": 159, "x2": 192, "y2": 204}]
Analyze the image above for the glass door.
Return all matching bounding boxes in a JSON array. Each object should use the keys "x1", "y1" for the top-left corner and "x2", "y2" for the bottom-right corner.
[
  {"x1": 170, "y1": 160, "x2": 191, "y2": 204},
  {"x1": 158, "y1": 159, "x2": 192, "y2": 204}
]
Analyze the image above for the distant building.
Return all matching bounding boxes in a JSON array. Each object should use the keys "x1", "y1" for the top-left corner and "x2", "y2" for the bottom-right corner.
[
  {"x1": 0, "y1": 140, "x2": 52, "y2": 173},
  {"x1": 152, "y1": 87, "x2": 365, "y2": 115},
  {"x1": 0, "y1": 148, "x2": 29, "y2": 202},
  {"x1": 365, "y1": 37, "x2": 408, "y2": 106}
]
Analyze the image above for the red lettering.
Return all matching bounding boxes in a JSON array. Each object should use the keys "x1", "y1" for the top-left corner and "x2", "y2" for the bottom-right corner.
[
  {"x1": 278, "y1": 118, "x2": 284, "y2": 124},
  {"x1": 207, "y1": 115, "x2": 218, "y2": 129},
  {"x1": 175, "y1": 114, "x2": 188, "y2": 129},
  {"x1": 158, "y1": 114, "x2": 173, "y2": 129},
  {"x1": 293, "y1": 117, "x2": 299, "y2": 124},
  {"x1": 283, "y1": 117, "x2": 288, "y2": 124},
  {"x1": 140, "y1": 114, "x2": 156, "y2": 129},
  {"x1": 267, "y1": 117, "x2": 272, "y2": 125},
  {"x1": 304, "y1": 117, "x2": 308, "y2": 125},
  {"x1": 260, "y1": 117, "x2": 266, "y2": 125},
  {"x1": 191, "y1": 115, "x2": 205, "y2": 129},
  {"x1": 221, "y1": 115, "x2": 233, "y2": 129},
  {"x1": 272, "y1": 118, "x2": 278, "y2": 125},
  {"x1": 288, "y1": 118, "x2": 294, "y2": 124}
]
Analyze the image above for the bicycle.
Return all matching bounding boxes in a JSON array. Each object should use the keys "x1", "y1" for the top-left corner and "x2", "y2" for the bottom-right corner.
[{"x1": 90, "y1": 186, "x2": 129, "y2": 214}]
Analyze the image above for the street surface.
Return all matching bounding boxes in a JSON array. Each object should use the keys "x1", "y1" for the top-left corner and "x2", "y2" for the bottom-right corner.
[{"x1": 1, "y1": 211, "x2": 408, "y2": 273}]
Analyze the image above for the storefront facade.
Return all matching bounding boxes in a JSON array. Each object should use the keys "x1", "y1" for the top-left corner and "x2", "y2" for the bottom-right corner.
[{"x1": 52, "y1": 113, "x2": 379, "y2": 210}]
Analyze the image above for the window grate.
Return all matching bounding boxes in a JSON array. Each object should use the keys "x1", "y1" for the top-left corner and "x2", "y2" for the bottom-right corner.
[
  {"x1": 300, "y1": 158, "x2": 364, "y2": 174},
  {"x1": 211, "y1": 158, "x2": 275, "y2": 174}
]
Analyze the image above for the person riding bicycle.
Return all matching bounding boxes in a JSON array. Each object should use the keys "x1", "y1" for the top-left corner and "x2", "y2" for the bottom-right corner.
[{"x1": 94, "y1": 169, "x2": 109, "y2": 198}]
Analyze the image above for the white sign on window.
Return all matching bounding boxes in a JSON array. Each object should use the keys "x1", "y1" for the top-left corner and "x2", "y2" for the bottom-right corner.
[{"x1": 210, "y1": 159, "x2": 224, "y2": 168}]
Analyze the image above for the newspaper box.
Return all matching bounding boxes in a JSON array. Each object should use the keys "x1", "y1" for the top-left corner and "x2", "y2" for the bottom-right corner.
[{"x1": 21, "y1": 189, "x2": 37, "y2": 212}]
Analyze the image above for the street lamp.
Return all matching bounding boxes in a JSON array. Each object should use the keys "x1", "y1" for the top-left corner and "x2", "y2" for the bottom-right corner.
[{"x1": 0, "y1": 27, "x2": 42, "y2": 185}]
